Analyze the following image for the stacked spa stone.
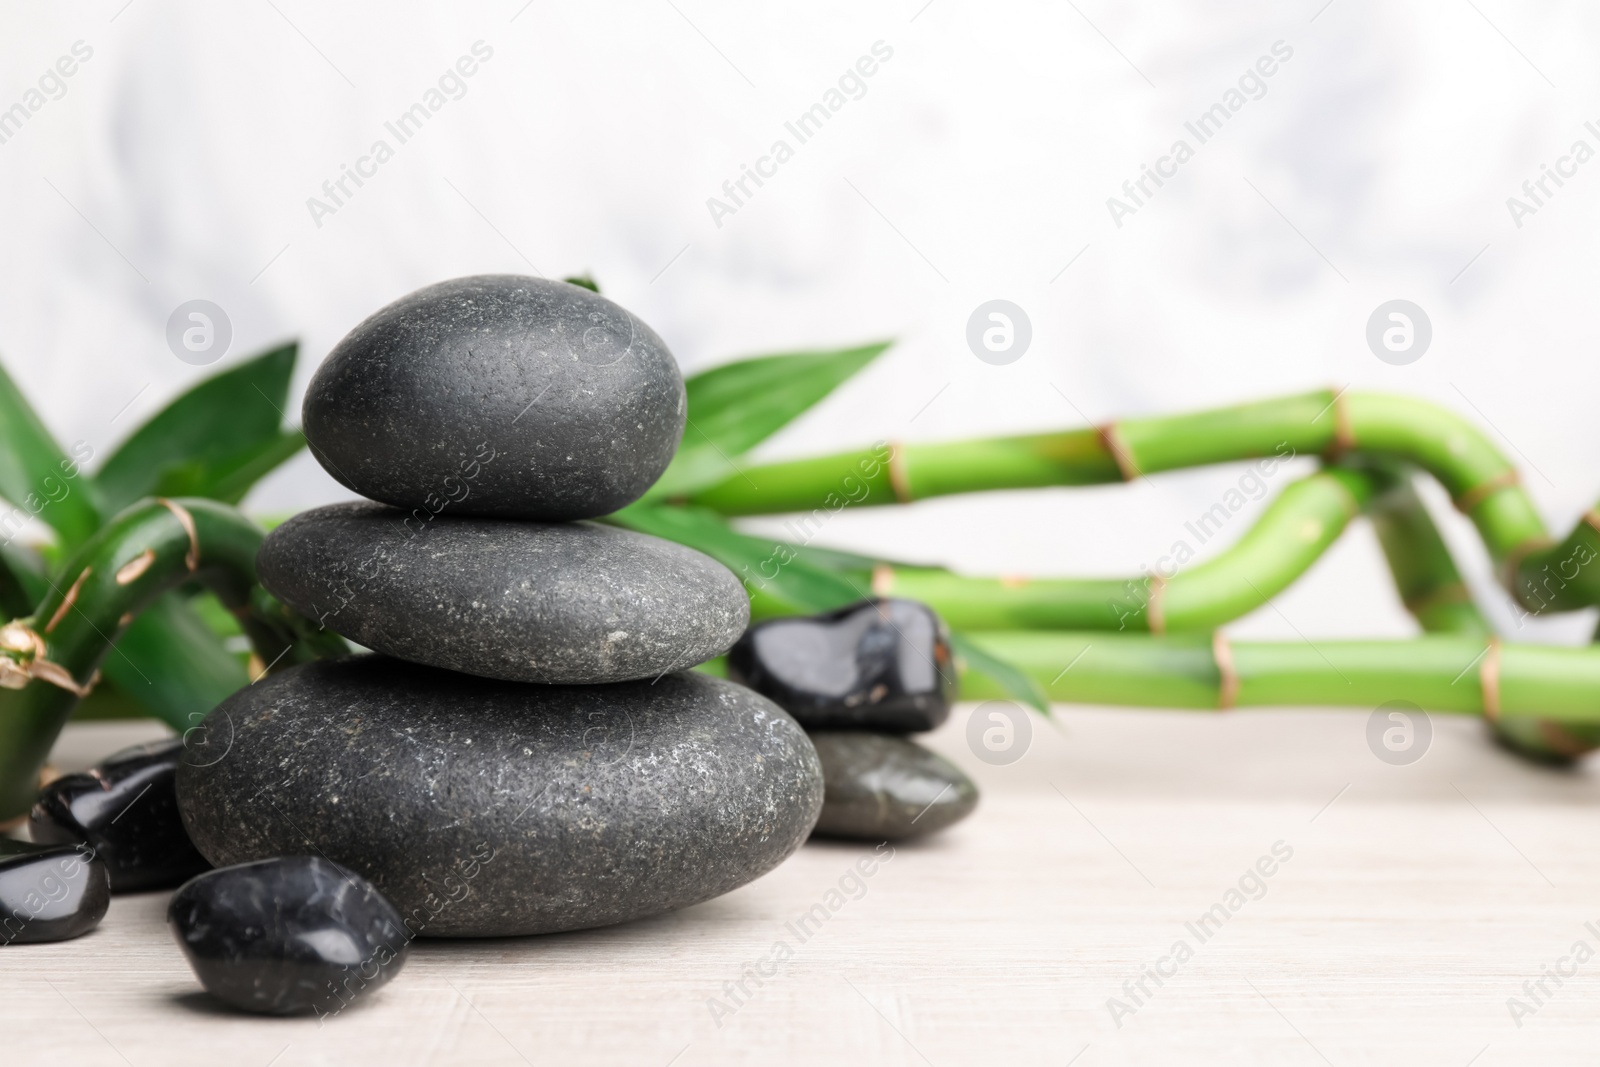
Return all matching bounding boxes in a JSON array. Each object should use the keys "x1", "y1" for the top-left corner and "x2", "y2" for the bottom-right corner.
[
  {"x1": 174, "y1": 277, "x2": 824, "y2": 963},
  {"x1": 728, "y1": 598, "x2": 979, "y2": 841}
]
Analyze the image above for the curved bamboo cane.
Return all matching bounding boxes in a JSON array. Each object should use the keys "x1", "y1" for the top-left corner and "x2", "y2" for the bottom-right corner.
[
  {"x1": 0, "y1": 498, "x2": 337, "y2": 817},
  {"x1": 1366, "y1": 466, "x2": 1600, "y2": 762},
  {"x1": 857, "y1": 468, "x2": 1370, "y2": 632},
  {"x1": 956, "y1": 630, "x2": 1600, "y2": 725},
  {"x1": 686, "y1": 389, "x2": 1594, "y2": 619}
]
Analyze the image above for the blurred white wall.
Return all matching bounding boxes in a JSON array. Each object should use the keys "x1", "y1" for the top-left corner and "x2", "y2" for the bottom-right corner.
[{"x1": 1, "y1": 0, "x2": 1597, "y2": 643}]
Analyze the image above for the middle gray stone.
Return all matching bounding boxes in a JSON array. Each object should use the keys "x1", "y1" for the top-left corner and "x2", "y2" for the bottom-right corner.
[{"x1": 258, "y1": 502, "x2": 749, "y2": 684}]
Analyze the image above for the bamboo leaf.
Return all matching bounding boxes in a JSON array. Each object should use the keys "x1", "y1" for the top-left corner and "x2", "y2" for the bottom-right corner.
[
  {"x1": 69, "y1": 680, "x2": 157, "y2": 722},
  {"x1": 95, "y1": 342, "x2": 297, "y2": 514},
  {"x1": 645, "y1": 341, "x2": 892, "y2": 500},
  {"x1": 148, "y1": 429, "x2": 307, "y2": 505},
  {"x1": 607, "y1": 503, "x2": 866, "y2": 617},
  {"x1": 0, "y1": 542, "x2": 46, "y2": 618},
  {"x1": 99, "y1": 594, "x2": 251, "y2": 732},
  {"x1": 0, "y1": 359, "x2": 102, "y2": 545},
  {"x1": 949, "y1": 630, "x2": 1051, "y2": 715}
]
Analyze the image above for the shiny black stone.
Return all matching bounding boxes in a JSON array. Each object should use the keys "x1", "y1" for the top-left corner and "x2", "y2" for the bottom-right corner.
[
  {"x1": 727, "y1": 599, "x2": 958, "y2": 732},
  {"x1": 30, "y1": 738, "x2": 210, "y2": 893},
  {"x1": 169, "y1": 856, "x2": 409, "y2": 1017},
  {"x1": 0, "y1": 839, "x2": 110, "y2": 944},
  {"x1": 810, "y1": 733, "x2": 979, "y2": 841}
]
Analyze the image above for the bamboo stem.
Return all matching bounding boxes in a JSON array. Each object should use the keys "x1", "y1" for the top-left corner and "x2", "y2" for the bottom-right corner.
[
  {"x1": 690, "y1": 389, "x2": 1579, "y2": 613},
  {"x1": 1366, "y1": 466, "x2": 1600, "y2": 761},
  {"x1": 869, "y1": 468, "x2": 1370, "y2": 632},
  {"x1": 0, "y1": 497, "x2": 331, "y2": 817},
  {"x1": 956, "y1": 631, "x2": 1600, "y2": 724},
  {"x1": 1365, "y1": 466, "x2": 1490, "y2": 638}
]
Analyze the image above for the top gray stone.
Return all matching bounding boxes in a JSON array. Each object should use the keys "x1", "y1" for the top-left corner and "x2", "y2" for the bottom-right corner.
[{"x1": 303, "y1": 275, "x2": 686, "y2": 521}]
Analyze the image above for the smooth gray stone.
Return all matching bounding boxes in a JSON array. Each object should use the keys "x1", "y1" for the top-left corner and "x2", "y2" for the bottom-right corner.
[
  {"x1": 257, "y1": 502, "x2": 749, "y2": 684},
  {"x1": 809, "y1": 733, "x2": 978, "y2": 841},
  {"x1": 175, "y1": 658, "x2": 824, "y2": 937},
  {"x1": 303, "y1": 275, "x2": 685, "y2": 521}
]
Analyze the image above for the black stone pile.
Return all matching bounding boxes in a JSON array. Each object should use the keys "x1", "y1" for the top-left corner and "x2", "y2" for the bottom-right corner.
[
  {"x1": 163, "y1": 276, "x2": 823, "y2": 1012},
  {"x1": 0, "y1": 738, "x2": 205, "y2": 946},
  {"x1": 728, "y1": 598, "x2": 979, "y2": 841}
]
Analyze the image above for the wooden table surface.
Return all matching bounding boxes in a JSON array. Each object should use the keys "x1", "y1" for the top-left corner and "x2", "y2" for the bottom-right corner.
[{"x1": 6, "y1": 703, "x2": 1599, "y2": 1066}]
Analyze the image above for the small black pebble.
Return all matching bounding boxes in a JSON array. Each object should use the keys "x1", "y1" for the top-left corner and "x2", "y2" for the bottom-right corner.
[
  {"x1": 169, "y1": 856, "x2": 409, "y2": 1017},
  {"x1": 728, "y1": 599, "x2": 958, "y2": 732},
  {"x1": 31, "y1": 738, "x2": 210, "y2": 893},
  {"x1": 810, "y1": 732, "x2": 978, "y2": 841},
  {"x1": 0, "y1": 838, "x2": 110, "y2": 944}
]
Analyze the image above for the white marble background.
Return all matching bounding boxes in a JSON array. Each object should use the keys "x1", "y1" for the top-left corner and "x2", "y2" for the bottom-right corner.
[{"x1": 1, "y1": 0, "x2": 1596, "y2": 644}]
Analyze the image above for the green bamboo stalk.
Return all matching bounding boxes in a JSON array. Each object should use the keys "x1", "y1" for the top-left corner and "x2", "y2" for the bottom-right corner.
[
  {"x1": 0, "y1": 497, "x2": 333, "y2": 818},
  {"x1": 1365, "y1": 465, "x2": 1600, "y2": 762},
  {"x1": 1366, "y1": 466, "x2": 1490, "y2": 638},
  {"x1": 687, "y1": 389, "x2": 1578, "y2": 613},
  {"x1": 956, "y1": 631, "x2": 1600, "y2": 725},
  {"x1": 872, "y1": 467, "x2": 1370, "y2": 632}
]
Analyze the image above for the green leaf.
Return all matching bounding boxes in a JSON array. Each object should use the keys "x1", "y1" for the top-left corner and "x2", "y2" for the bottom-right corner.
[
  {"x1": 0, "y1": 541, "x2": 46, "y2": 618},
  {"x1": 563, "y1": 275, "x2": 599, "y2": 292},
  {"x1": 95, "y1": 342, "x2": 297, "y2": 514},
  {"x1": 645, "y1": 341, "x2": 892, "y2": 500},
  {"x1": 69, "y1": 680, "x2": 157, "y2": 722},
  {"x1": 0, "y1": 358, "x2": 102, "y2": 545},
  {"x1": 98, "y1": 594, "x2": 250, "y2": 732},
  {"x1": 607, "y1": 503, "x2": 866, "y2": 617},
  {"x1": 949, "y1": 630, "x2": 1051, "y2": 715},
  {"x1": 149, "y1": 429, "x2": 306, "y2": 505}
]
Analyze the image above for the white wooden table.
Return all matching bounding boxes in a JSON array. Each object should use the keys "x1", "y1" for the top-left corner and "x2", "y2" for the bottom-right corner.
[{"x1": 6, "y1": 704, "x2": 1599, "y2": 1066}]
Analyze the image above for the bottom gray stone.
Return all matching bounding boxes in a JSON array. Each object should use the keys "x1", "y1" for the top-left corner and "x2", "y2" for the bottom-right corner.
[{"x1": 175, "y1": 657, "x2": 823, "y2": 937}]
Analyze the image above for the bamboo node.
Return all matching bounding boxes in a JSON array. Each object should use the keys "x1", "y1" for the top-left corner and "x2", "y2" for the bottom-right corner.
[
  {"x1": 0, "y1": 620, "x2": 97, "y2": 697},
  {"x1": 885, "y1": 441, "x2": 913, "y2": 504},
  {"x1": 1537, "y1": 720, "x2": 1593, "y2": 759},
  {"x1": 871, "y1": 563, "x2": 895, "y2": 596},
  {"x1": 1452, "y1": 470, "x2": 1520, "y2": 514},
  {"x1": 28, "y1": 660, "x2": 99, "y2": 698},
  {"x1": 1097, "y1": 423, "x2": 1143, "y2": 481},
  {"x1": 1213, "y1": 631, "x2": 1239, "y2": 711},
  {"x1": 1319, "y1": 388, "x2": 1356, "y2": 459},
  {"x1": 0, "y1": 619, "x2": 43, "y2": 659},
  {"x1": 1479, "y1": 637, "x2": 1503, "y2": 722},
  {"x1": 1146, "y1": 574, "x2": 1167, "y2": 635},
  {"x1": 115, "y1": 549, "x2": 156, "y2": 586},
  {"x1": 1402, "y1": 581, "x2": 1471, "y2": 617},
  {"x1": 157, "y1": 497, "x2": 201, "y2": 571},
  {"x1": 45, "y1": 566, "x2": 93, "y2": 634}
]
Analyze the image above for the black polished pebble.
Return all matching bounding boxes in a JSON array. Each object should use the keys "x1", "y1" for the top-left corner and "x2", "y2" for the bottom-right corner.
[
  {"x1": 169, "y1": 856, "x2": 408, "y2": 1016},
  {"x1": 30, "y1": 738, "x2": 210, "y2": 893},
  {"x1": 303, "y1": 274, "x2": 686, "y2": 521},
  {"x1": 258, "y1": 503, "x2": 749, "y2": 685},
  {"x1": 176, "y1": 657, "x2": 824, "y2": 937},
  {"x1": 809, "y1": 733, "x2": 978, "y2": 841},
  {"x1": 0, "y1": 839, "x2": 110, "y2": 944},
  {"x1": 728, "y1": 598, "x2": 959, "y2": 732}
]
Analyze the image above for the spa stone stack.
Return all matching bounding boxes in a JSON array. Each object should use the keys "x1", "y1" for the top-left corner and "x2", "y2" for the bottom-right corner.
[{"x1": 175, "y1": 276, "x2": 824, "y2": 941}]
